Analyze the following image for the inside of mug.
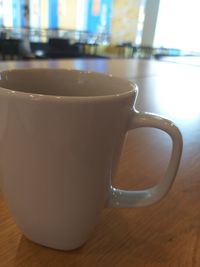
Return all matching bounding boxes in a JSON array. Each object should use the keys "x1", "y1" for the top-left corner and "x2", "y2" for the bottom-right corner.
[{"x1": 0, "y1": 69, "x2": 134, "y2": 97}]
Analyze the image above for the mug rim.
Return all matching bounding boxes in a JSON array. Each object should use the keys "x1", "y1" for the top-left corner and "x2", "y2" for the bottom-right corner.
[{"x1": 0, "y1": 68, "x2": 138, "y2": 103}]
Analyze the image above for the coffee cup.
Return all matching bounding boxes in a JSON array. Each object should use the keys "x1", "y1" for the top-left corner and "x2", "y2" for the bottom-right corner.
[{"x1": 0, "y1": 69, "x2": 182, "y2": 250}]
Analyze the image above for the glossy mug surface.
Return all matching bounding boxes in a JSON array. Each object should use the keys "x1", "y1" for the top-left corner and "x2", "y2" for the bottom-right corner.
[{"x1": 0, "y1": 69, "x2": 182, "y2": 250}]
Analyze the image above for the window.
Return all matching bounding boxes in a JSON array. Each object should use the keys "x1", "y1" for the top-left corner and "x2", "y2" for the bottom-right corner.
[{"x1": 154, "y1": 0, "x2": 200, "y2": 52}]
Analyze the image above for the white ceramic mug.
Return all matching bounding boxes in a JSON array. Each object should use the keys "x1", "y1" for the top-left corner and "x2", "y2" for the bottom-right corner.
[{"x1": 0, "y1": 69, "x2": 182, "y2": 250}]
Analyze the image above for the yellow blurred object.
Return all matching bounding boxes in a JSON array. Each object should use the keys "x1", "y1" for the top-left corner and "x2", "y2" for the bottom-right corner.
[{"x1": 111, "y1": 0, "x2": 141, "y2": 44}]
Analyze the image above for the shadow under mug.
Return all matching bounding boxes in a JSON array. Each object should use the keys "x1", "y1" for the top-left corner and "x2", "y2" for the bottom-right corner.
[{"x1": 0, "y1": 68, "x2": 182, "y2": 250}]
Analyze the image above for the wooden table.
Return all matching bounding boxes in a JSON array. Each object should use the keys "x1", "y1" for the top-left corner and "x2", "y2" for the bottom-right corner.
[{"x1": 0, "y1": 58, "x2": 200, "y2": 267}]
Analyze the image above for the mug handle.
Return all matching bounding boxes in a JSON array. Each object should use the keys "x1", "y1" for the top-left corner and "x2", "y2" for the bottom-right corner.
[{"x1": 107, "y1": 111, "x2": 183, "y2": 208}]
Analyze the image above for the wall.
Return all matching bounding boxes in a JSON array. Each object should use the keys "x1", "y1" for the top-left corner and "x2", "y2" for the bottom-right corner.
[
  {"x1": 41, "y1": 0, "x2": 49, "y2": 29},
  {"x1": 86, "y1": 0, "x2": 112, "y2": 33},
  {"x1": 111, "y1": 0, "x2": 141, "y2": 44},
  {"x1": 59, "y1": 0, "x2": 77, "y2": 29}
]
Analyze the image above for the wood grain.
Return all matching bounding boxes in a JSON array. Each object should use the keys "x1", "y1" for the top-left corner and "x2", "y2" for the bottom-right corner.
[{"x1": 0, "y1": 58, "x2": 200, "y2": 266}]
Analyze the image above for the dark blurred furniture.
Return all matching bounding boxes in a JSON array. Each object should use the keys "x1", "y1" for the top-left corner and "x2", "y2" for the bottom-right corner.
[
  {"x1": 30, "y1": 42, "x2": 48, "y2": 58},
  {"x1": 0, "y1": 39, "x2": 22, "y2": 60},
  {"x1": 47, "y1": 38, "x2": 84, "y2": 58}
]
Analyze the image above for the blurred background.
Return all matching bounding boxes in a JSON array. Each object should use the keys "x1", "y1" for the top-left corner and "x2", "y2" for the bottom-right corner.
[{"x1": 0, "y1": 0, "x2": 199, "y2": 61}]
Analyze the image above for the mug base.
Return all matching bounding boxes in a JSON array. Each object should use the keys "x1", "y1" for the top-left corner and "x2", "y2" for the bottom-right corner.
[{"x1": 23, "y1": 234, "x2": 88, "y2": 251}]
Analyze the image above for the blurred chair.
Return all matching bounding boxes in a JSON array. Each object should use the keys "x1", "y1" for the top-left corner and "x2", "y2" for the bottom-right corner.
[
  {"x1": 47, "y1": 38, "x2": 82, "y2": 58},
  {"x1": 0, "y1": 39, "x2": 22, "y2": 60},
  {"x1": 30, "y1": 42, "x2": 48, "y2": 58}
]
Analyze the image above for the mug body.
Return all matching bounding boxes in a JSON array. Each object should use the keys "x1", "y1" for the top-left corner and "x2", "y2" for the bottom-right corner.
[{"x1": 0, "y1": 69, "x2": 137, "y2": 250}]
